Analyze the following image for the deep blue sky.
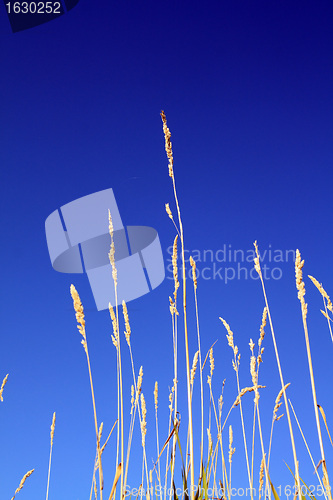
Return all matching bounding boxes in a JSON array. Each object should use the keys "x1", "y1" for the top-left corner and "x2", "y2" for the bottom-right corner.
[{"x1": 0, "y1": 1, "x2": 332, "y2": 498}]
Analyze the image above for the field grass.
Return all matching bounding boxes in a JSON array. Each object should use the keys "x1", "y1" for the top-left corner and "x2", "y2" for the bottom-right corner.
[{"x1": 2, "y1": 112, "x2": 332, "y2": 500}]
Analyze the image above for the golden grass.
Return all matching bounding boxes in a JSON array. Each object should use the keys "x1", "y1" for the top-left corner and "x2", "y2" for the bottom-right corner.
[
  {"x1": 5, "y1": 110, "x2": 332, "y2": 500},
  {"x1": 45, "y1": 412, "x2": 56, "y2": 500},
  {"x1": 11, "y1": 469, "x2": 34, "y2": 500}
]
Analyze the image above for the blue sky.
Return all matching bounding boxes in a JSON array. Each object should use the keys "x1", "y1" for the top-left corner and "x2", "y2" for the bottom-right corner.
[{"x1": 0, "y1": 1, "x2": 333, "y2": 498}]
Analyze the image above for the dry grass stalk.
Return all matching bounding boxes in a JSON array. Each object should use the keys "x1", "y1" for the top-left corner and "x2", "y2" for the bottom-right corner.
[
  {"x1": 254, "y1": 241, "x2": 301, "y2": 497},
  {"x1": 161, "y1": 110, "x2": 195, "y2": 500},
  {"x1": 295, "y1": 250, "x2": 332, "y2": 500},
  {"x1": 107, "y1": 212, "x2": 124, "y2": 499},
  {"x1": 46, "y1": 412, "x2": 56, "y2": 500},
  {"x1": 11, "y1": 469, "x2": 34, "y2": 500},
  {"x1": 70, "y1": 285, "x2": 103, "y2": 499},
  {"x1": 154, "y1": 381, "x2": 163, "y2": 500},
  {"x1": 207, "y1": 427, "x2": 213, "y2": 458},
  {"x1": 289, "y1": 400, "x2": 327, "y2": 498},
  {"x1": 308, "y1": 275, "x2": 333, "y2": 314},
  {"x1": 189, "y1": 252, "x2": 204, "y2": 482},
  {"x1": 108, "y1": 463, "x2": 122, "y2": 500},
  {"x1": 308, "y1": 275, "x2": 333, "y2": 342},
  {"x1": 90, "y1": 422, "x2": 118, "y2": 500},
  {"x1": 220, "y1": 317, "x2": 253, "y2": 498},
  {"x1": 0, "y1": 373, "x2": 8, "y2": 402},
  {"x1": 273, "y1": 383, "x2": 290, "y2": 421}
]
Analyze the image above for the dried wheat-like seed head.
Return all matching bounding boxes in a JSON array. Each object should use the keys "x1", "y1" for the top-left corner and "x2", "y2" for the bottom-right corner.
[
  {"x1": 160, "y1": 111, "x2": 174, "y2": 179},
  {"x1": 169, "y1": 296, "x2": 179, "y2": 316},
  {"x1": 228, "y1": 425, "x2": 235, "y2": 463},
  {"x1": 308, "y1": 275, "x2": 333, "y2": 314},
  {"x1": 259, "y1": 454, "x2": 266, "y2": 499},
  {"x1": 190, "y1": 256, "x2": 197, "y2": 290},
  {"x1": 172, "y1": 235, "x2": 180, "y2": 302},
  {"x1": 108, "y1": 209, "x2": 114, "y2": 238},
  {"x1": 250, "y1": 356, "x2": 257, "y2": 387},
  {"x1": 109, "y1": 303, "x2": 118, "y2": 349},
  {"x1": 165, "y1": 203, "x2": 173, "y2": 220},
  {"x1": 233, "y1": 385, "x2": 265, "y2": 407},
  {"x1": 135, "y1": 366, "x2": 143, "y2": 407},
  {"x1": 122, "y1": 300, "x2": 131, "y2": 347},
  {"x1": 70, "y1": 285, "x2": 87, "y2": 353},
  {"x1": 11, "y1": 469, "x2": 34, "y2": 500},
  {"x1": 273, "y1": 383, "x2": 291, "y2": 421},
  {"x1": 190, "y1": 350, "x2": 199, "y2": 386},
  {"x1": 94, "y1": 474, "x2": 97, "y2": 499},
  {"x1": 253, "y1": 241, "x2": 262, "y2": 277},
  {"x1": 295, "y1": 249, "x2": 307, "y2": 318},
  {"x1": 258, "y1": 307, "x2": 267, "y2": 349},
  {"x1": 209, "y1": 347, "x2": 215, "y2": 379},
  {"x1": 50, "y1": 412, "x2": 56, "y2": 447},
  {"x1": 322, "y1": 462, "x2": 331, "y2": 498},
  {"x1": 98, "y1": 422, "x2": 104, "y2": 443},
  {"x1": 0, "y1": 374, "x2": 9, "y2": 402},
  {"x1": 140, "y1": 393, "x2": 147, "y2": 447},
  {"x1": 154, "y1": 381, "x2": 158, "y2": 412},
  {"x1": 220, "y1": 317, "x2": 234, "y2": 349},
  {"x1": 321, "y1": 310, "x2": 332, "y2": 321},
  {"x1": 249, "y1": 338, "x2": 255, "y2": 354},
  {"x1": 108, "y1": 210, "x2": 118, "y2": 284}
]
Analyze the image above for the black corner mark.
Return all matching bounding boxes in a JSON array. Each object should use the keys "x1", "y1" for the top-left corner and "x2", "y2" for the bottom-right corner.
[{"x1": 3, "y1": 0, "x2": 81, "y2": 33}]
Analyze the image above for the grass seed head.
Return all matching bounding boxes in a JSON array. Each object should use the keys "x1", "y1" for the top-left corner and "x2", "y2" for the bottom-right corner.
[
  {"x1": 11, "y1": 469, "x2": 34, "y2": 500},
  {"x1": 190, "y1": 256, "x2": 197, "y2": 290},
  {"x1": 122, "y1": 300, "x2": 131, "y2": 347},
  {"x1": 140, "y1": 393, "x2": 147, "y2": 447},
  {"x1": 160, "y1": 110, "x2": 174, "y2": 179},
  {"x1": 190, "y1": 350, "x2": 199, "y2": 386},
  {"x1": 50, "y1": 412, "x2": 56, "y2": 446},
  {"x1": 70, "y1": 285, "x2": 87, "y2": 352},
  {"x1": 154, "y1": 381, "x2": 158, "y2": 411},
  {"x1": 295, "y1": 249, "x2": 308, "y2": 318},
  {"x1": 0, "y1": 374, "x2": 9, "y2": 402}
]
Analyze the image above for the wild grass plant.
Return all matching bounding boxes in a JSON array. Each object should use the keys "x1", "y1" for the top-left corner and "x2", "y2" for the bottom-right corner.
[{"x1": 1, "y1": 112, "x2": 332, "y2": 499}]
